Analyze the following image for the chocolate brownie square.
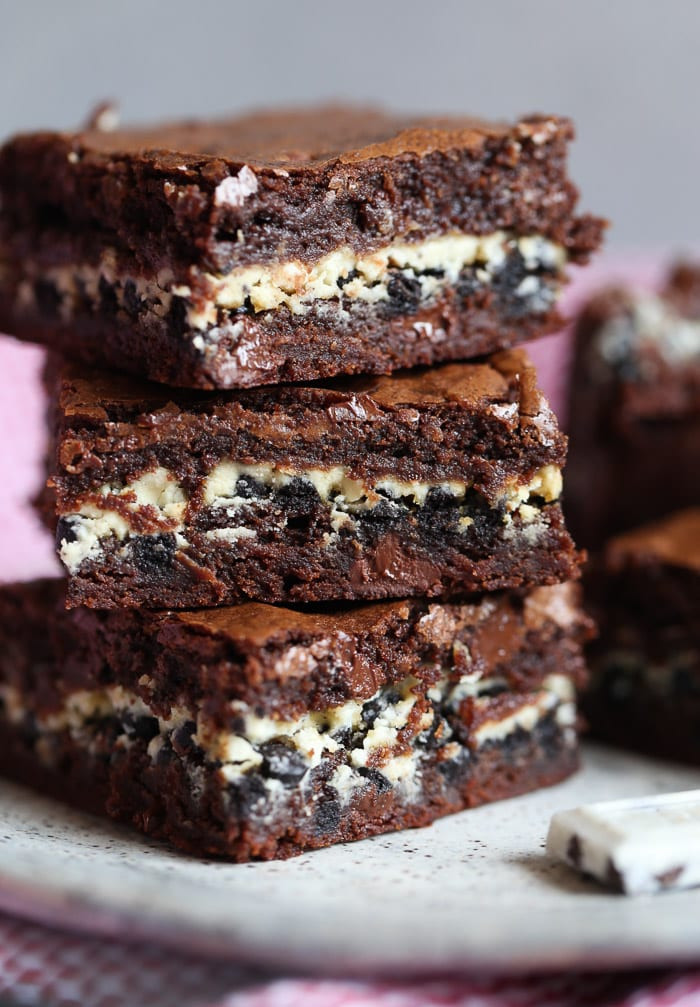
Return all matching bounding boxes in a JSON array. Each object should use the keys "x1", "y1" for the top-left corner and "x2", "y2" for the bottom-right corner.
[
  {"x1": 0, "y1": 106, "x2": 603, "y2": 388},
  {"x1": 46, "y1": 349, "x2": 582, "y2": 609},
  {"x1": 583, "y1": 509, "x2": 700, "y2": 765},
  {"x1": 0, "y1": 578, "x2": 591, "y2": 860},
  {"x1": 566, "y1": 263, "x2": 700, "y2": 549}
]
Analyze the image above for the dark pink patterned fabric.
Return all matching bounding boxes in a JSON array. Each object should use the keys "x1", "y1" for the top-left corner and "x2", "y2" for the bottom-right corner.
[{"x1": 1, "y1": 911, "x2": 699, "y2": 1007}]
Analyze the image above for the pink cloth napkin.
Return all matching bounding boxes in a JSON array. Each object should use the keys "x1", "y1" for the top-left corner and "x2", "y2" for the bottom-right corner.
[
  {"x1": 0, "y1": 252, "x2": 694, "y2": 1007},
  {"x1": 1, "y1": 910, "x2": 700, "y2": 1007}
]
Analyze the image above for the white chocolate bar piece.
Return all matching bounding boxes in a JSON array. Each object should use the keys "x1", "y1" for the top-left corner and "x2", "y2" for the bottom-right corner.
[{"x1": 547, "y1": 790, "x2": 700, "y2": 895}]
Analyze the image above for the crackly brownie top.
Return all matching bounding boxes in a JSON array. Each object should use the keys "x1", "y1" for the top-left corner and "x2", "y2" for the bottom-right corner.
[
  {"x1": 58, "y1": 349, "x2": 545, "y2": 423},
  {"x1": 0, "y1": 578, "x2": 589, "y2": 719},
  {"x1": 7, "y1": 106, "x2": 555, "y2": 170},
  {"x1": 0, "y1": 106, "x2": 605, "y2": 275},
  {"x1": 606, "y1": 508, "x2": 700, "y2": 575},
  {"x1": 51, "y1": 349, "x2": 564, "y2": 497}
]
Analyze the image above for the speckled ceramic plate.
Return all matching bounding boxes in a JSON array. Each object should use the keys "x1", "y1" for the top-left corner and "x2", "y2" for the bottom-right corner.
[{"x1": 0, "y1": 743, "x2": 699, "y2": 975}]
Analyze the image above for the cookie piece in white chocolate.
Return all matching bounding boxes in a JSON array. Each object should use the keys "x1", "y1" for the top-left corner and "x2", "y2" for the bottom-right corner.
[{"x1": 547, "y1": 791, "x2": 700, "y2": 895}]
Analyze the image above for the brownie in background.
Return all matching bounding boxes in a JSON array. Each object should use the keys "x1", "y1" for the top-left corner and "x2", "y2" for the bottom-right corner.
[
  {"x1": 583, "y1": 509, "x2": 700, "y2": 765},
  {"x1": 566, "y1": 263, "x2": 700, "y2": 550}
]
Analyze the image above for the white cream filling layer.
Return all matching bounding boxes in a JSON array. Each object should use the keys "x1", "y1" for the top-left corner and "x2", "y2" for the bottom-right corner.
[
  {"x1": 58, "y1": 462, "x2": 563, "y2": 573},
  {"x1": 1, "y1": 671, "x2": 576, "y2": 812},
  {"x1": 596, "y1": 296, "x2": 700, "y2": 372},
  {"x1": 471, "y1": 675, "x2": 575, "y2": 746},
  {"x1": 181, "y1": 231, "x2": 566, "y2": 326},
  {"x1": 14, "y1": 231, "x2": 565, "y2": 331}
]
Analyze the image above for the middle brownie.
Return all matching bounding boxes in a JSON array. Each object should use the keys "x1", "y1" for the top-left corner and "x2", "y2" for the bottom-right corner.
[{"x1": 48, "y1": 348, "x2": 580, "y2": 609}]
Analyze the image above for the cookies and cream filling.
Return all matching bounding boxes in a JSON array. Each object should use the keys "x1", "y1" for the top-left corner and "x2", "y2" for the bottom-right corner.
[
  {"x1": 0, "y1": 670, "x2": 576, "y2": 810},
  {"x1": 595, "y1": 648, "x2": 700, "y2": 698},
  {"x1": 12, "y1": 231, "x2": 566, "y2": 332},
  {"x1": 57, "y1": 462, "x2": 563, "y2": 573},
  {"x1": 595, "y1": 296, "x2": 700, "y2": 375},
  {"x1": 181, "y1": 231, "x2": 566, "y2": 326}
]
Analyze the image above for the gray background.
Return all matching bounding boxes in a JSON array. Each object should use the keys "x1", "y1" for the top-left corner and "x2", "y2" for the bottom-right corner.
[{"x1": 2, "y1": 0, "x2": 698, "y2": 247}]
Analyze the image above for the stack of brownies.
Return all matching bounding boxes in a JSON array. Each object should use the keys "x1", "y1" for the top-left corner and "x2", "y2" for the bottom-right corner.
[{"x1": 0, "y1": 107, "x2": 604, "y2": 860}]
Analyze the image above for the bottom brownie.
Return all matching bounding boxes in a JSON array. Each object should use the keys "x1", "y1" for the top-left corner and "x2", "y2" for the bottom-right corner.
[
  {"x1": 0, "y1": 578, "x2": 590, "y2": 861},
  {"x1": 0, "y1": 713, "x2": 578, "y2": 860},
  {"x1": 583, "y1": 509, "x2": 700, "y2": 766}
]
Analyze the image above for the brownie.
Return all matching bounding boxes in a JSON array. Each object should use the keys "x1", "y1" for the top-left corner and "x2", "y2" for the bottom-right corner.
[
  {"x1": 0, "y1": 106, "x2": 604, "y2": 389},
  {"x1": 46, "y1": 348, "x2": 582, "y2": 609},
  {"x1": 565, "y1": 263, "x2": 700, "y2": 549},
  {"x1": 0, "y1": 578, "x2": 591, "y2": 861},
  {"x1": 583, "y1": 509, "x2": 700, "y2": 765}
]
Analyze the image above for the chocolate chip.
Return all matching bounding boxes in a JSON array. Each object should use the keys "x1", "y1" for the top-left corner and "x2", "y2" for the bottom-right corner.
[
  {"x1": 130, "y1": 533, "x2": 177, "y2": 574},
  {"x1": 260, "y1": 740, "x2": 308, "y2": 785},
  {"x1": 314, "y1": 798, "x2": 341, "y2": 835}
]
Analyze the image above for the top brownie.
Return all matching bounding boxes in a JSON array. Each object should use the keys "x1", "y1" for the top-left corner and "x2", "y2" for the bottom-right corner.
[{"x1": 0, "y1": 106, "x2": 604, "y2": 388}]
